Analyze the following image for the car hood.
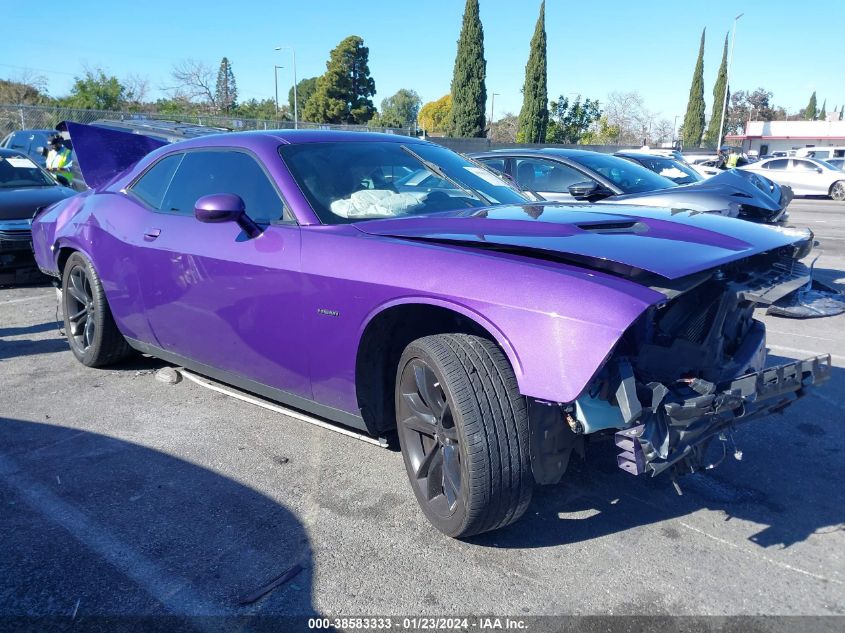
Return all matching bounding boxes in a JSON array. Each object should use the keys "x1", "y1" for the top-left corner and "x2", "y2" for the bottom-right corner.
[
  {"x1": 354, "y1": 203, "x2": 805, "y2": 280},
  {"x1": 611, "y1": 169, "x2": 783, "y2": 212},
  {"x1": 0, "y1": 185, "x2": 76, "y2": 221}
]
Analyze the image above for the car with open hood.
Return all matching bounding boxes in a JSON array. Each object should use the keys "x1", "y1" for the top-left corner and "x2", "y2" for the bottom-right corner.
[
  {"x1": 31, "y1": 123, "x2": 830, "y2": 538},
  {"x1": 472, "y1": 148, "x2": 792, "y2": 224}
]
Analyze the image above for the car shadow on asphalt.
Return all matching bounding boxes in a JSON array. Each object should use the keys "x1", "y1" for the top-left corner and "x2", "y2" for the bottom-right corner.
[
  {"x1": 0, "y1": 417, "x2": 318, "y2": 629},
  {"x1": 470, "y1": 358, "x2": 845, "y2": 551}
]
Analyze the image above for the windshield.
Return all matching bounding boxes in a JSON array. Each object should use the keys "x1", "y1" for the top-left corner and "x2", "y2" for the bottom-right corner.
[
  {"x1": 0, "y1": 155, "x2": 56, "y2": 188},
  {"x1": 570, "y1": 152, "x2": 677, "y2": 193},
  {"x1": 627, "y1": 155, "x2": 701, "y2": 185},
  {"x1": 279, "y1": 141, "x2": 528, "y2": 224}
]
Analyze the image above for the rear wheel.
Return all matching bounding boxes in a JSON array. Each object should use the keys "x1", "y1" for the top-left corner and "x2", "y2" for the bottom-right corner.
[
  {"x1": 396, "y1": 334, "x2": 532, "y2": 538},
  {"x1": 830, "y1": 181, "x2": 845, "y2": 201},
  {"x1": 62, "y1": 252, "x2": 132, "y2": 367}
]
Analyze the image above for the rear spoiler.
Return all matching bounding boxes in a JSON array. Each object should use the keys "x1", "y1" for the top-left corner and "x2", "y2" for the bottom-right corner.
[{"x1": 62, "y1": 121, "x2": 168, "y2": 190}]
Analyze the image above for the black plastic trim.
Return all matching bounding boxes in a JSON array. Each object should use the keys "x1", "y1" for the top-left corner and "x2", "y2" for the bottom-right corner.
[{"x1": 124, "y1": 337, "x2": 369, "y2": 433}]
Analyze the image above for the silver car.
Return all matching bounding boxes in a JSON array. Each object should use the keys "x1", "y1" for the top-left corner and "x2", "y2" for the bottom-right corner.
[{"x1": 741, "y1": 157, "x2": 845, "y2": 200}]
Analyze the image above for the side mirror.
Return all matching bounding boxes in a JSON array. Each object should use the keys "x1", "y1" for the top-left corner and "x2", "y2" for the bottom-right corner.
[
  {"x1": 55, "y1": 175, "x2": 70, "y2": 187},
  {"x1": 568, "y1": 181, "x2": 610, "y2": 201},
  {"x1": 817, "y1": 167, "x2": 823, "y2": 173},
  {"x1": 194, "y1": 193, "x2": 262, "y2": 238},
  {"x1": 36, "y1": 146, "x2": 46, "y2": 157}
]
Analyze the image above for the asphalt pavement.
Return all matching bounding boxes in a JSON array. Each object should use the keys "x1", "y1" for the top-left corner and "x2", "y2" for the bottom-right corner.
[{"x1": 1, "y1": 198, "x2": 844, "y2": 626}]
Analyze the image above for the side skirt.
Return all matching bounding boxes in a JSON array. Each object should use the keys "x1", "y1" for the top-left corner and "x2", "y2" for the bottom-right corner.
[{"x1": 125, "y1": 337, "x2": 370, "y2": 434}]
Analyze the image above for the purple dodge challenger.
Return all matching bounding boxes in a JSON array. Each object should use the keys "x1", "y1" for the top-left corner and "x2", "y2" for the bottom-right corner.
[{"x1": 32, "y1": 123, "x2": 831, "y2": 537}]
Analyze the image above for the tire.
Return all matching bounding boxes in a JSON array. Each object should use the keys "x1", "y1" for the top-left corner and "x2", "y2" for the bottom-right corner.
[
  {"x1": 830, "y1": 181, "x2": 845, "y2": 201},
  {"x1": 61, "y1": 251, "x2": 132, "y2": 367},
  {"x1": 395, "y1": 333, "x2": 533, "y2": 538}
]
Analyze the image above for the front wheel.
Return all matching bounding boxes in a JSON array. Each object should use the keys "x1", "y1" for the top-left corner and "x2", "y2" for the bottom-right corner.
[
  {"x1": 396, "y1": 334, "x2": 533, "y2": 538},
  {"x1": 830, "y1": 181, "x2": 845, "y2": 201},
  {"x1": 62, "y1": 251, "x2": 132, "y2": 367}
]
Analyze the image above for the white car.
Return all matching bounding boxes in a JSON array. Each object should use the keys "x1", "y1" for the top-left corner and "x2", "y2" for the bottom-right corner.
[
  {"x1": 686, "y1": 156, "x2": 722, "y2": 179},
  {"x1": 740, "y1": 156, "x2": 845, "y2": 201}
]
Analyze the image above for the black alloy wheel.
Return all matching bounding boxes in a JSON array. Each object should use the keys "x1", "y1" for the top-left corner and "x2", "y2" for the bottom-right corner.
[{"x1": 397, "y1": 358, "x2": 463, "y2": 519}]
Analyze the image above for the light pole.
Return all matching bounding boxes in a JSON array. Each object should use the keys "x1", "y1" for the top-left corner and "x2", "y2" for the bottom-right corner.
[
  {"x1": 273, "y1": 65, "x2": 284, "y2": 116},
  {"x1": 275, "y1": 46, "x2": 298, "y2": 129},
  {"x1": 490, "y1": 92, "x2": 500, "y2": 128},
  {"x1": 716, "y1": 13, "x2": 744, "y2": 151}
]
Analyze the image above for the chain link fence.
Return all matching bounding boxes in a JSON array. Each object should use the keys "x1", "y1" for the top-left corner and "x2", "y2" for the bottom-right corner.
[{"x1": 0, "y1": 104, "x2": 414, "y2": 138}]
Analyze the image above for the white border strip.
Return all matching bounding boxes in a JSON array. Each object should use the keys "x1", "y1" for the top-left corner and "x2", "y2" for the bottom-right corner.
[{"x1": 177, "y1": 369, "x2": 388, "y2": 448}]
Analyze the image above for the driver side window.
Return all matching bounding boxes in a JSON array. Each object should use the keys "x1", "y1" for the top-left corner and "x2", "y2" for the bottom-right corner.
[
  {"x1": 156, "y1": 150, "x2": 287, "y2": 223},
  {"x1": 514, "y1": 158, "x2": 586, "y2": 193}
]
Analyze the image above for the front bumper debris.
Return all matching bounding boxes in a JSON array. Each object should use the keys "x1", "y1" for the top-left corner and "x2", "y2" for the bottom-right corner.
[{"x1": 615, "y1": 354, "x2": 832, "y2": 476}]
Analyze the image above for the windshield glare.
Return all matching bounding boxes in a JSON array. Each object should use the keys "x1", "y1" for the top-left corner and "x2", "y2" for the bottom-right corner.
[
  {"x1": 279, "y1": 141, "x2": 528, "y2": 224},
  {"x1": 0, "y1": 155, "x2": 55, "y2": 188},
  {"x1": 571, "y1": 152, "x2": 677, "y2": 193},
  {"x1": 630, "y1": 156, "x2": 701, "y2": 185}
]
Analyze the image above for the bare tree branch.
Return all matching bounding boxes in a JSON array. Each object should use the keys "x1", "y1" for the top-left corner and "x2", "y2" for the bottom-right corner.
[{"x1": 165, "y1": 59, "x2": 217, "y2": 109}]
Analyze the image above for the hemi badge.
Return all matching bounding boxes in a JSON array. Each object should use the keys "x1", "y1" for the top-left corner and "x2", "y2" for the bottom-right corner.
[{"x1": 317, "y1": 308, "x2": 339, "y2": 317}]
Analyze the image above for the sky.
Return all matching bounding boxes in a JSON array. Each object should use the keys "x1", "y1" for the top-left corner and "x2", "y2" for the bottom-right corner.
[{"x1": 1, "y1": 0, "x2": 843, "y2": 124}]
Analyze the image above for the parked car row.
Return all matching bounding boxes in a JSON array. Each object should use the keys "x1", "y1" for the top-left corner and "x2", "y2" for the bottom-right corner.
[
  {"x1": 20, "y1": 120, "x2": 831, "y2": 537},
  {"x1": 471, "y1": 148, "x2": 791, "y2": 223}
]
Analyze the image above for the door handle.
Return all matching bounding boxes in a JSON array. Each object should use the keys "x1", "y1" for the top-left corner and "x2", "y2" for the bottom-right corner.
[{"x1": 144, "y1": 228, "x2": 161, "y2": 241}]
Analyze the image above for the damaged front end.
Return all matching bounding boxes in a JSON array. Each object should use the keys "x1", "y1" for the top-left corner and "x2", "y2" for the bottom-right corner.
[{"x1": 530, "y1": 234, "x2": 832, "y2": 484}]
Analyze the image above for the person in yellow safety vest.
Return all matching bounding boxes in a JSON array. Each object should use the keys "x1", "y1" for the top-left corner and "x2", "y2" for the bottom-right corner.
[
  {"x1": 725, "y1": 150, "x2": 740, "y2": 168},
  {"x1": 45, "y1": 135, "x2": 74, "y2": 185}
]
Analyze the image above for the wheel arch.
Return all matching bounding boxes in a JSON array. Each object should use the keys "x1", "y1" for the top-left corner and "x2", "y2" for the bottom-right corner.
[{"x1": 354, "y1": 298, "x2": 523, "y2": 435}]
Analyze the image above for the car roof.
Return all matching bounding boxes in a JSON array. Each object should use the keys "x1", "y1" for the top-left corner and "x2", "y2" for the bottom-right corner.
[
  {"x1": 614, "y1": 151, "x2": 674, "y2": 160},
  {"x1": 473, "y1": 148, "x2": 603, "y2": 158},
  {"x1": 0, "y1": 147, "x2": 30, "y2": 158},
  {"x1": 161, "y1": 129, "x2": 422, "y2": 151}
]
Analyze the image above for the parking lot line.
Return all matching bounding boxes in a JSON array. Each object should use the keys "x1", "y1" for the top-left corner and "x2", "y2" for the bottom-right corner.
[{"x1": 0, "y1": 452, "x2": 223, "y2": 625}]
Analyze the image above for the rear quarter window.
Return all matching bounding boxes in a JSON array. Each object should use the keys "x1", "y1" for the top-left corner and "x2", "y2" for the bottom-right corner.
[{"x1": 130, "y1": 153, "x2": 184, "y2": 209}]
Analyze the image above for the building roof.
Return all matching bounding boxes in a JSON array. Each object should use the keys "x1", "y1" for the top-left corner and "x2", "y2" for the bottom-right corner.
[{"x1": 726, "y1": 119, "x2": 845, "y2": 141}]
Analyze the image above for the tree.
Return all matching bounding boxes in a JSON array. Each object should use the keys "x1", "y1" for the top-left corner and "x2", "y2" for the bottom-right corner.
[
  {"x1": 819, "y1": 99, "x2": 827, "y2": 120},
  {"x1": 516, "y1": 1, "x2": 547, "y2": 143},
  {"x1": 288, "y1": 77, "x2": 318, "y2": 116},
  {"x1": 418, "y1": 94, "x2": 452, "y2": 133},
  {"x1": 680, "y1": 28, "x2": 706, "y2": 148},
  {"x1": 62, "y1": 68, "x2": 125, "y2": 110},
  {"x1": 377, "y1": 89, "x2": 422, "y2": 128},
  {"x1": 704, "y1": 33, "x2": 729, "y2": 148},
  {"x1": 169, "y1": 59, "x2": 217, "y2": 109},
  {"x1": 0, "y1": 70, "x2": 49, "y2": 105},
  {"x1": 804, "y1": 91, "x2": 817, "y2": 120},
  {"x1": 579, "y1": 115, "x2": 622, "y2": 145},
  {"x1": 123, "y1": 74, "x2": 150, "y2": 110},
  {"x1": 602, "y1": 91, "x2": 657, "y2": 145},
  {"x1": 726, "y1": 88, "x2": 786, "y2": 135},
  {"x1": 304, "y1": 35, "x2": 376, "y2": 124},
  {"x1": 237, "y1": 98, "x2": 288, "y2": 120},
  {"x1": 449, "y1": 0, "x2": 486, "y2": 137},
  {"x1": 215, "y1": 57, "x2": 238, "y2": 113},
  {"x1": 545, "y1": 95, "x2": 601, "y2": 144},
  {"x1": 489, "y1": 113, "x2": 519, "y2": 142}
]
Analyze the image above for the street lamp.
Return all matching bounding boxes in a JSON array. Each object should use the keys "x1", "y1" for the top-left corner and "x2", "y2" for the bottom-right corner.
[
  {"x1": 275, "y1": 46, "x2": 298, "y2": 129},
  {"x1": 490, "y1": 92, "x2": 500, "y2": 128},
  {"x1": 716, "y1": 13, "x2": 744, "y2": 151},
  {"x1": 273, "y1": 65, "x2": 284, "y2": 116}
]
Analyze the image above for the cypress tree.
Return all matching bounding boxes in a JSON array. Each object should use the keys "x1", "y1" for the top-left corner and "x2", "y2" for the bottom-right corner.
[
  {"x1": 449, "y1": 0, "x2": 487, "y2": 137},
  {"x1": 704, "y1": 33, "x2": 729, "y2": 148},
  {"x1": 517, "y1": 1, "x2": 548, "y2": 143},
  {"x1": 819, "y1": 99, "x2": 827, "y2": 120},
  {"x1": 804, "y1": 91, "x2": 817, "y2": 120},
  {"x1": 680, "y1": 28, "x2": 706, "y2": 148}
]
